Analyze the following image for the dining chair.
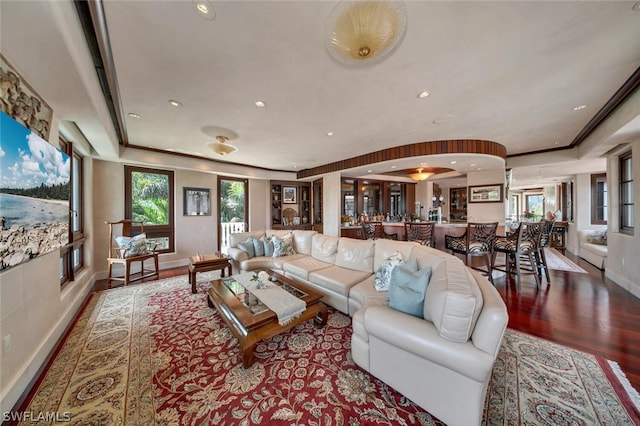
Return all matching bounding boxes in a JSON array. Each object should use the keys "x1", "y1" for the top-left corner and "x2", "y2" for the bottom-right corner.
[
  {"x1": 535, "y1": 219, "x2": 555, "y2": 284},
  {"x1": 444, "y1": 222, "x2": 498, "y2": 283},
  {"x1": 491, "y1": 221, "x2": 543, "y2": 292},
  {"x1": 404, "y1": 221, "x2": 436, "y2": 247},
  {"x1": 361, "y1": 221, "x2": 397, "y2": 240}
]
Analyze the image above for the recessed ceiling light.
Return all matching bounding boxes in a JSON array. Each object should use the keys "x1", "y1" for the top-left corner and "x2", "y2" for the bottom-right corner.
[
  {"x1": 450, "y1": 161, "x2": 457, "y2": 164},
  {"x1": 193, "y1": 0, "x2": 215, "y2": 20},
  {"x1": 554, "y1": 141, "x2": 560, "y2": 145},
  {"x1": 327, "y1": 131, "x2": 334, "y2": 137},
  {"x1": 255, "y1": 100, "x2": 266, "y2": 107},
  {"x1": 169, "y1": 100, "x2": 183, "y2": 107},
  {"x1": 367, "y1": 170, "x2": 373, "y2": 173},
  {"x1": 469, "y1": 163, "x2": 476, "y2": 167},
  {"x1": 572, "y1": 104, "x2": 586, "y2": 111},
  {"x1": 391, "y1": 165, "x2": 397, "y2": 169},
  {"x1": 417, "y1": 91, "x2": 430, "y2": 99},
  {"x1": 128, "y1": 113, "x2": 141, "y2": 119},
  {"x1": 633, "y1": 1, "x2": 640, "y2": 11}
]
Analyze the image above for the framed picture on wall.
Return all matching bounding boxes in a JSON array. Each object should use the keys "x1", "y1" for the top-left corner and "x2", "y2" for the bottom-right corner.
[
  {"x1": 283, "y1": 186, "x2": 297, "y2": 203},
  {"x1": 184, "y1": 187, "x2": 211, "y2": 215},
  {"x1": 468, "y1": 184, "x2": 503, "y2": 203}
]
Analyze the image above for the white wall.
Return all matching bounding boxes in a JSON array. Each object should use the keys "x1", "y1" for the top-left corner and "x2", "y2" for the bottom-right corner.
[
  {"x1": 466, "y1": 169, "x2": 506, "y2": 223},
  {"x1": 0, "y1": 143, "x2": 96, "y2": 414},
  {"x1": 605, "y1": 141, "x2": 640, "y2": 298}
]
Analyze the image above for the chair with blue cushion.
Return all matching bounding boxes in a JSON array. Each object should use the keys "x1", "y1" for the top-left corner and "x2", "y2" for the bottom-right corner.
[
  {"x1": 444, "y1": 222, "x2": 498, "y2": 283},
  {"x1": 106, "y1": 219, "x2": 159, "y2": 286}
]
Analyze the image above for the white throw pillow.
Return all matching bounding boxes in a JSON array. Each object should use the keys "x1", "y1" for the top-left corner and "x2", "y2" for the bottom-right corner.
[{"x1": 373, "y1": 251, "x2": 404, "y2": 292}]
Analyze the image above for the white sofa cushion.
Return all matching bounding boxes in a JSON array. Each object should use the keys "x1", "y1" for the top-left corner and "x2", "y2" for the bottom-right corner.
[
  {"x1": 334, "y1": 238, "x2": 375, "y2": 273},
  {"x1": 309, "y1": 265, "x2": 371, "y2": 296},
  {"x1": 283, "y1": 256, "x2": 332, "y2": 281},
  {"x1": 311, "y1": 233, "x2": 340, "y2": 264},
  {"x1": 423, "y1": 257, "x2": 484, "y2": 343},
  {"x1": 373, "y1": 239, "x2": 417, "y2": 270},
  {"x1": 292, "y1": 230, "x2": 316, "y2": 255}
]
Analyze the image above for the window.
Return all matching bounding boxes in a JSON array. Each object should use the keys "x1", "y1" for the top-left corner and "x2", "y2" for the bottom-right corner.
[
  {"x1": 125, "y1": 166, "x2": 175, "y2": 252},
  {"x1": 591, "y1": 173, "x2": 607, "y2": 225},
  {"x1": 525, "y1": 193, "x2": 544, "y2": 220},
  {"x1": 620, "y1": 151, "x2": 634, "y2": 234},
  {"x1": 59, "y1": 139, "x2": 85, "y2": 286}
]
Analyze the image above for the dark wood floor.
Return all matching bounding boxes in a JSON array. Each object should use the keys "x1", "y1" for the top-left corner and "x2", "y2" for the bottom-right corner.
[{"x1": 94, "y1": 251, "x2": 640, "y2": 391}]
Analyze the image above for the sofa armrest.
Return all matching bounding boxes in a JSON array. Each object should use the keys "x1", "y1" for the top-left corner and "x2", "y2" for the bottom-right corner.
[
  {"x1": 227, "y1": 247, "x2": 248, "y2": 262},
  {"x1": 364, "y1": 306, "x2": 494, "y2": 382}
]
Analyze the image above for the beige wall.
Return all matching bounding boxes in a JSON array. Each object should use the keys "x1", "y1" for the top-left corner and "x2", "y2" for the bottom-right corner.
[{"x1": 466, "y1": 169, "x2": 506, "y2": 223}]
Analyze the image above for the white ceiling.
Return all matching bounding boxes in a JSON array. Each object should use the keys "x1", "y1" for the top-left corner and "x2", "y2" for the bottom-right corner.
[{"x1": 2, "y1": 0, "x2": 640, "y2": 189}]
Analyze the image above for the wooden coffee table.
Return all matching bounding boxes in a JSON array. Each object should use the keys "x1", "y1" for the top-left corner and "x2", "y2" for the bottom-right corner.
[
  {"x1": 188, "y1": 254, "x2": 232, "y2": 293},
  {"x1": 207, "y1": 270, "x2": 327, "y2": 368}
]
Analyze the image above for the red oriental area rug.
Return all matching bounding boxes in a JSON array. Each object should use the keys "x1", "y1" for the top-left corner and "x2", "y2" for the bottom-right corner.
[{"x1": 14, "y1": 273, "x2": 640, "y2": 425}]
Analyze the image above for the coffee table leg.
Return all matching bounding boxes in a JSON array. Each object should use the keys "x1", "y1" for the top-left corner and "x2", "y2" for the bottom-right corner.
[
  {"x1": 241, "y1": 343, "x2": 257, "y2": 368},
  {"x1": 315, "y1": 303, "x2": 328, "y2": 326},
  {"x1": 191, "y1": 270, "x2": 197, "y2": 293}
]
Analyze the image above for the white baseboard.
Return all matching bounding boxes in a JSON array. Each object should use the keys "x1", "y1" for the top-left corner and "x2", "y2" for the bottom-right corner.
[{"x1": 606, "y1": 269, "x2": 640, "y2": 299}]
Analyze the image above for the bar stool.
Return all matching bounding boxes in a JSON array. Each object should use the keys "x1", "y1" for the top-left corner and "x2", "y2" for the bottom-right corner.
[
  {"x1": 444, "y1": 222, "x2": 498, "y2": 283},
  {"x1": 491, "y1": 221, "x2": 543, "y2": 292}
]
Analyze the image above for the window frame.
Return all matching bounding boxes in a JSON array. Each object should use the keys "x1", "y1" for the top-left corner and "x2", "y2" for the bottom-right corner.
[
  {"x1": 124, "y1": 165, "x2": 175, "y2": 253},
  {"x1": 590, "y1": 173, "x2": 607, "y2": 225},
  {"x1": 619, "y1": 150, "x2": 634, "y2": 235},
  {"x1": 59, "y1": 139, "x2": 85, "y2": 286}
]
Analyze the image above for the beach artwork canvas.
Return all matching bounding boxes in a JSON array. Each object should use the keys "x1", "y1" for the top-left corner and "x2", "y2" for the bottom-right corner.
[{"x1": 0, "y1": 111, "x2": 70, "y2": 271}]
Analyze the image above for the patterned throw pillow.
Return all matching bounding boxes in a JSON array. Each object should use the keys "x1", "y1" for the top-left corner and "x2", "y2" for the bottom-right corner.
[
  {"x1": 590, "y1": 230, "x2": 607, "y2": 246},
  {"x1": 237, "y1": 237, "x2": 256, "y2": 258},
  {"x1": 373, "y1": 251, "x2": 404, "y2": 292},
  {"x1": 387, "y1": 263, "x2": 432, "y2": 318},
  {"x1": 114, "y1": 233, "x2": 148, "y2": 258},
  {"x1": 272, "y1": 235, "x2": 295, "y2": 257}
]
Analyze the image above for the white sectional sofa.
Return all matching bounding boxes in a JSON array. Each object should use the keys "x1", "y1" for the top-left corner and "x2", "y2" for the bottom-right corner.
[
  {"x1": 227, "y1": 229, "x2": 508, "y2": 426},
  {"x1": 577, "y1": 229, "x2": 608, "y2": 270}
]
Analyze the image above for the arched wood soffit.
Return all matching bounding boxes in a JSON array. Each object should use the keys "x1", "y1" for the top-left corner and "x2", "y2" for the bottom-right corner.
[{"x1": 297, "y1": 139, "x2": 507, "y2": 179}]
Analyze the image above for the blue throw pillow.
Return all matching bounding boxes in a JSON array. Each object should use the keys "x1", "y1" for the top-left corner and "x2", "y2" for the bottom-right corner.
[
  {"x1": 237, "y1": 237, "x2": 255, "y2": 258},
  {"x1": 261, "y1": 236, "x2": 274, "y2": 257},
  {"x1": 253, "y1": 236, "x2": 265, "y2": 257},
  {"x1": 387, "y1": 264, "x2": 432, "y2": 318}
]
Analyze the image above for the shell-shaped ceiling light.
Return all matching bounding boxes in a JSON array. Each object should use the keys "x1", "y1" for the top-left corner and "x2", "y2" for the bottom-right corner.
[
  {"x1": 208, "y1": 136, "x2": 238, "y2": 155},
  {"x1": 326, "y1": 0, "x2": 408, "y2": 66}
]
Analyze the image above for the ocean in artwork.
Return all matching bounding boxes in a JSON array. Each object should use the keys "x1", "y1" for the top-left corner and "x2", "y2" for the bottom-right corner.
[{"x1": 0, "y1": 193, "x2": 68, "y2": 228}]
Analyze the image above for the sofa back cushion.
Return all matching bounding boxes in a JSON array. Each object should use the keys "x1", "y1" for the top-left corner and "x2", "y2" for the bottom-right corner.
[
  {"x1": 373, "y1": 239, "x2": 416, "y2": 271},
  {"x1": 292, "y1": 230, "x2": 316, "y2": 255},
  {"x1": 311, "y1": 234, "x2": 340, "y2": 264},
  {"x1": 409, "y1": 245, "x2": 447, "y2": 271},
  {"x1": 335, "y1": 237, "x2": 376, "y2": 273},
  {"x1": 423, "y1": 257, "x2": 484, "y2": 343},
  {"x1": 230, "y1": 231, "x2": 266, "y2": 248}
]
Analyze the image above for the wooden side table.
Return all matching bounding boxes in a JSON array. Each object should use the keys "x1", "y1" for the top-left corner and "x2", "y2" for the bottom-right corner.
[
  {"x1": 188, "y1": 254, "x2": 232, "y2": 293},
  {"x1": 550, "y1": 221, "x2": 568, "y2": 254}
]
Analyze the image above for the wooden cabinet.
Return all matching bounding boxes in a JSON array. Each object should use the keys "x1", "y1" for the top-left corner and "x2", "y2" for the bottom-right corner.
[
  {"x1": 270, "y1": 181, "x2": 312, "y2": 230},
  {"x1": 550, "y1": 221, "x2": 567, "y2": 253},
  {"x1": 449, "y1": 187, "x2": 467, "y2": 222},
  {"x1": 313, "y1": 179, "x2": 323, "y2": 233}
]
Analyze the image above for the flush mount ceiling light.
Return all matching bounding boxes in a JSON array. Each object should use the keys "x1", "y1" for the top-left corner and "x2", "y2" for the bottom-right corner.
[
  {"x1": 193, "y1": 0, "x2": 215, "y2": 20},
  {"x1": 409, "y1": 167, "x2": 433, "y2": 181},
  {"x1": 208, "y1": 135, "x2": 238, "y2": 155},
  {"x1": 325, "y1": 0, "x2": 408, "y2": 66}
]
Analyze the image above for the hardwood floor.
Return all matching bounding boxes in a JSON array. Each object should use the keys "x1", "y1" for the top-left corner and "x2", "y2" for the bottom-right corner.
[{"x1": 94, "y1": 252, "x2": 640, "y2": 391}]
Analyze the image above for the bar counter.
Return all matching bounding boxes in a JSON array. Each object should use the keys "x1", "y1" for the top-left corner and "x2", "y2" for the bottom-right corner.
[{"x1": 341, "y1": 222, "x2": 473, "y2": 250}]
